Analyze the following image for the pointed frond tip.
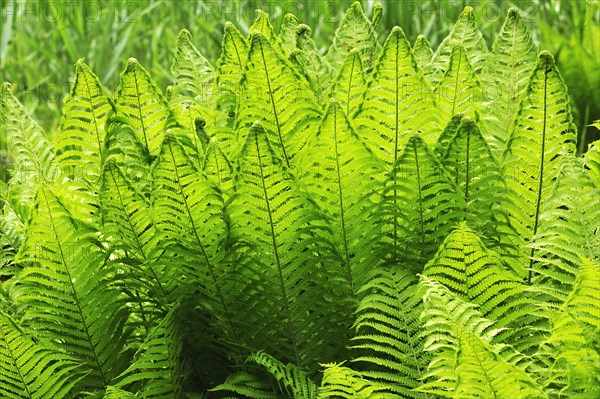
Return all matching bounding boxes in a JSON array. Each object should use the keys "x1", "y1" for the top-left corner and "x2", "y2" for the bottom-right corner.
[{"x1": 538, "y1": 50, "x2": 555, "y2": 66}]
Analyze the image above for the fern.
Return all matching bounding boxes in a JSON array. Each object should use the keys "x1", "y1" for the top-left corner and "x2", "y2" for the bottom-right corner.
[
  {"x1": 318, "y1": 363, "x2": 391, "y2": 399},
  {"x1": 214, "y1": 22, "x2": 249, "y2": 115},
  {"x1": 481, "y1": 7, "x2": 537, "y2": 153},
  {"x1": 502, "y1": 51, "x2": 578, "y2": 283},
  {"x1": 324, "y1": 49, "x2": 366, "y2": 118},
  {"x1": 114, "y1": 59, "x2": 172, "y2": 156},
  {"x1": 0, "y1": 312, "x2": 79, "y2": 399},
  {"x1": 417, "y1": 276, "x2": 545, "y2": 398},
  {"x1": 225, "y1": 122, "x2": 350, "y2": 370},
  {"x1": 412, "y1": 35, "x2": 433, "y2": 73},
  {"x1": 14, "y1": 186, "x2": 130, "y2": 393},
  {"x1": 354, "y1": 27, "x2": 438, "y2": 167},
  {"x1": 351, "y1": 269, "x2": 427, "y2": 397},
  {"x1": 236, "y1": 32, "x2": 322, "y2": 167},
  {"x1": 325, "y1": 2, "x2": 381, "y2": 72}
]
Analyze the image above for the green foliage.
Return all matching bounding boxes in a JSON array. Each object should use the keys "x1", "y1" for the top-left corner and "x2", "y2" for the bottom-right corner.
[{"x1": 1, "y1": 4, "x2": 598, "y2": 399}]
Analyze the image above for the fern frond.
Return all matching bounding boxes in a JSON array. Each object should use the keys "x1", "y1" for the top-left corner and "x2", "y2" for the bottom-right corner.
[
  {"x1": 0, "y1": 313, "x2": 79, "y2": 399},
  {"x1": 440, "y1": 118, "x2": 519, "y2": 261},
  {"x1": 226, "y1": 122, "x2": 350, "y2": 371},
  {"x1": 114, "y1": 59, "x2": 171, "y2": 156},
  {"x1": 214, "y1": 22, "x2": 249, "y2": 114},
  {"x1": 297, "y1": 100, "x2": 386, "y2": 290},
  {"x1": 117, "y1": 310, "x2": 185, "y2": 398},
  {"x1": 325, "y1": 2, "x2": 381, "y2": 73},
  {"x1": 318, "y1": 363, "x2": 392, "y2": 398},
  {"x1": 170, "y1": 29, "x2": 214, "y2": 105},
  {"x1": 534, "y1": 258, "x2": 600, "y2": 397},
  {"x1": 0, "y1": 82, "x2": 57, "y2": 209},
  {"x1": 351, "y1": 269, "x2": 427, "y2": 397},
  {"x1": 433, "y1": 113, "x2": 464, "y2": 158},
  {"x1": 531, "y1": 154, "x2": 600, "y2": 300},
  {"x1": 412, "y1": 35, "x2": 433, "y2": 73},
  {"x1": 434, "y1": 46, "x2": 482, "y2": 125},
  {"x1": 248, "y1": 10, "x2": 287, "y2": 57},
  {"x1": 325, "y1": 49, "x2": 366, "y2": 118},
  {"x1": 278, "y1": 13, "x2": 299, "y2": 52},
  {"x1": 236, "y1": 32, "x2": 322, "y2": 168},
  {"x1": 481, "y1": 7, "x2": 537, "y2": 153},
  {"x1": 15, "y1": 186, "x2": 130, "y2": 393},
  {"x1": 290, "y1": 25, "x2": 333, "y2": 96},
  {"x1": 377, "y1": 134, "x2": 466, "y2": 269},
  {"x1": 427, "y1": 6, "x2": 488, "y2": 87},
  {"x1": 103, "y1": 386, "x2": 136, "y2": 399},
  {"x1": 54, "y1": 60, "x2": 114, "y2": 185},
  {"x1": 354, "y1": 27, "x2": 439, "y2": 167},
  {"x1": 211, "y1": 372, "x2": 277, "y2": 399},
  {"x1": 583, "y1": 139, "x2": 600, "y2": 188},
  {"x1": 423, "y1": 224, "x2": 541, "y2": 352},
  {"x1": 502, "y1": 51, "x2": 578, "y2": 283},
  {"x1": 202, "y1": 138, "x2": 234, "y2": 195},
  {"x1": 417, "y1": 276, "x2": 545, "y2": 398}
]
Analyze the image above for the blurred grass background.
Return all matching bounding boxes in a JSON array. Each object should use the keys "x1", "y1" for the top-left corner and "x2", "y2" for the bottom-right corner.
[{"x1": 0, "y1": 0, "x2": 598, "y2": 162}]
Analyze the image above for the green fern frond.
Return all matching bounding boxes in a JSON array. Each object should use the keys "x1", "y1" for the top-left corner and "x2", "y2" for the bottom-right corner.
[
  {"x1": 211, "y1": 372, "x2": 278, "y2": 399},
  {"x1": 434, "y1": 46, "x2": 482, "y2": 125},
  {"x1": 114, "y1": 59, "x2": 171, "y2": 156},
  {"x1": 433, "y1": 113, "x2": 464, "y2": 158},
  {"x1": 170, "y1": 29, "x2": 214, "y2": 105},
  {"x1": 54, "y1": 60, "x2": 114, "y2": 184},
  {"x1": 502, "y1": 51, "x2": 578, "y2": 283},
  {"x1": 531, "y1": 155, "x2": 600, "y2": 300},
  {"x1": 481, "y1": 7, "x2": 537, "y2": 153},
  {"x1": 0, "y1": 313, "x2": 79, "y2": 399},
  {"x1": 427, "y1": 6, "x2": 488, "y2": 87},
  {"x1": 318, "y1": 363, "x2": 391, "y2": 398},
  {"x1": 278, "y1": 13, "x2": 299, "y2": 52},
  {"x1": 0, "y1": 82, "x2": 57, "y2": 210},
  {"x1": 325, "y1": 2, "x2": 381, "y2": 73},
  {"x1": 291, "y1": 25, "x2": 334, "y2": 96},
  {"x1": 103, "y1": 386, "x2": 136, "y2": 399},
  {"x1": 249, "y1": 10, "x2": 287, "y2": 57},
  {"x1": 412, "y1": 35, "x2": 433, "y2": 73},
  {"x1": 354, "y1": 27, "x2": 439, "y2": 167},
  {"x1": 325, "y1": 50, "x2": 366, "y2": 118},
  {"x1": 534, "y1": 258, "x2": 600, "y2": 397},
  {"x1": 117, "y1": 310, "x2": 185, "y2": 399},
  {"x1": 583, "y1": 139, "x2": 600, "y2": 188},
  {"x1": 226, "y1": 122, "x2": 350, "y2": 371},
  {"x1": 15, "y1": 186, "x2": 130, "y2": 393},
  {"x1": 377, "y1": 134, "x2": 466, "y2": 269},
  {"x1": 297, "y1": 100, "x2": 386, "y2": 290},
  {"x1": 202, "y1": 138, "x2": 234, "y2": 195},
  {"x1": 423, "y1": 224, "x2": 541, "y2": 351},
  {"x1": 236, "y1": 32, "x2": 322, "y2": 168},
  {"x1": 351, "y1": 269, "x2": 427, "y2": 397},
  {"x1": 245, "y1": 351, "x2": 317, "y2": 399},
  {"x1": 440, "y1": 118, "x2": 519, "y2": 260},
  {"x1": 214, "y1": 22, "x2": 249, "y2": 114},
  {"x1": 417, "y1": 276, "x2": 545, "y2": 399}
]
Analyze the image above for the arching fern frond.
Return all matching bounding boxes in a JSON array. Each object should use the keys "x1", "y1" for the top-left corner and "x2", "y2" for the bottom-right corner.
[
  {"x1": 434, "y1": 46, "x2": 482, "y2": 125},
  {"x1": 248, "y1": 10, "x2": 287, "y2": 57},
  {"x1": 297, "y1": 100, "x2": 385, "y2": 290},
  {"x1": 433, "y1": 113, "x2": 464, "y2": 158},
  {"x1": 318, "y1": 363, "x2": 391, "y2": 399},
  {"x1": 531, "y1": 154, "x2": 600, "y2": 301},
  {"x1": 226, "y1": 122, "x2": 350, "y2": 371},
  {"x1": 427, "y1": 6, "x2": 488, "y2": 88},
  {"x1": 412, "y1": 35, "x2": 433, "y2": 73},
  {"x1": 416, "y1": 276, "x2": 545, "y2": 399},
  {"x1": 440, "y1": 118, "x2": 519, "y2": 262},
  {"x1": 324, "y1": 49, "x2": 366, "y2": 118},
  {"x1": 14, "y1": 186, "x2": 130, "y2": 393},
  {"x1": 236, "y1": 32, "x2": 322, "y2": 168},
  {"x1": 214, "y1": 22, "x2": 249, "y2": 114},
  {"x1": 481, "y1": 7, "x2": 537, "y2": 154},
  {"x1": 202, "y1": 138, "x2": 234, "y2": 196},
  {"x1": 278, "y1": 13, "x2": 299, "y2": 52},
  {"x1": 290, "y1": 25, "x2": 333, "y2": 96},
  {"x1": 114, "y1": 59, "x2": 171, "y2": 156},
  {"x1": 351, "y1": 269, "x2": 427, "y2": 398},
  {"x1": 325, "y1": 2, "x2": 381, "y2": 73},
  {"x1": 377, "y1": 134, "x2": 465, "y2": 270},
  {"x1": 170, "y1": 29, "x2": 214, "y2": 106},
  {"x1": 354, "y1": 27, "x2": 439, "y2": 168},
  {"x1": 502, "y1": 51, "x2": 578, "y2": 283},
  {"x1": 54, "y1": 60, "x2": 114, "y2": 185},
  {"x1": 583, "y1": 139, "x2": 600, "y2": 189},
  {"x1": 0, "y1": 312, "x2": 79, "y2": 399}
]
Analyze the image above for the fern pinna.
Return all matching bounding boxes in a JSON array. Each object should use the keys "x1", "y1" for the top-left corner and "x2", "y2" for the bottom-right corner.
[{"x1": 0, "y1": 2, "x2": 598, "y2": 398}]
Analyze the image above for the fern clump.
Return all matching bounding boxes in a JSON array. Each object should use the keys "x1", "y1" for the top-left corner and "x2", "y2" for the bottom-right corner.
[{"x1": 0, "y1": 2, "x2": 598, "y2": 398}]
